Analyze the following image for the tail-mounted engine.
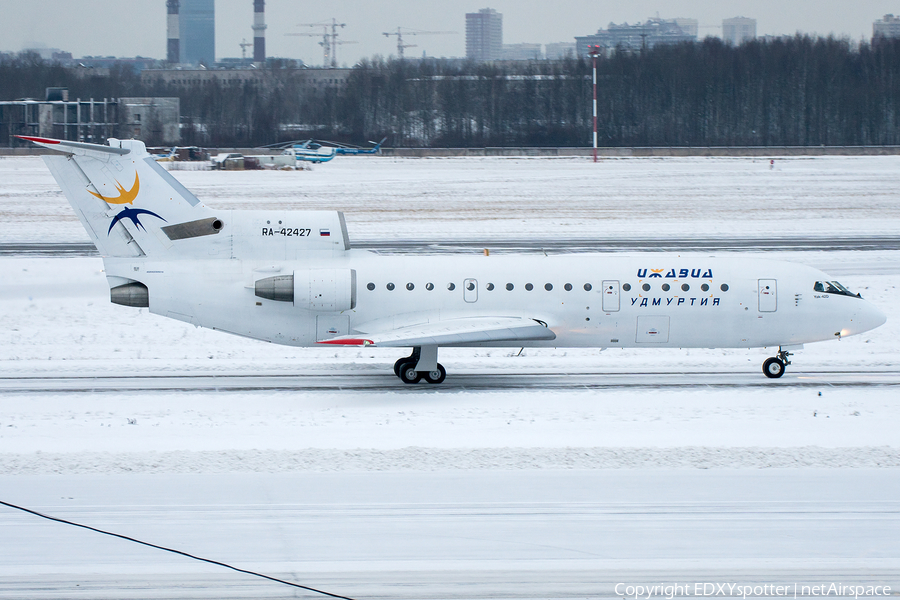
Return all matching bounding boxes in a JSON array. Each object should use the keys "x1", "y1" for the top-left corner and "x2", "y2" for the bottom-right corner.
[{"x1": 255, "y1": 269, "x2": 356, "y2": 311}]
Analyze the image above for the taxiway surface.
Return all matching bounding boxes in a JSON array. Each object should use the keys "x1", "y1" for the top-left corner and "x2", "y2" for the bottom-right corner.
[
  {"x1": 2, "y1": 369, "x2": 900, "y2": 393},
  {"x1": 4, "y1": 235, "x2": 900, "y2": 257},
  {"x1": 1, "y1": 470, "x2": 898, "y2": 599}
]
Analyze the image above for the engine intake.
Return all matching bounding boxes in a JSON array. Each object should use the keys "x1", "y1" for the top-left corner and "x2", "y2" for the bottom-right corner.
[
  {"x1": 110, "y1": 282, "x2": 149, "y2": 307},
  {"x1": 255, "y1": 269, "x2": 356, "y2": 311},
  {"x1": 255, "y1": 275, "x2": 293, "y2": 302}
]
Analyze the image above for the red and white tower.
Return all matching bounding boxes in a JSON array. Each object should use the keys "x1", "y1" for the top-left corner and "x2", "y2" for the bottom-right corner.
[{"x1": 588, "y1": 45, "x2": 601, "y2": 162}]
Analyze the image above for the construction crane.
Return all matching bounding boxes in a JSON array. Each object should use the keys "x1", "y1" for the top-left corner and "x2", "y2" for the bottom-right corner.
[
  {"x1": 287, "y1": 18, "x2": 355, "y2": 68},
  {"x1": 239, "y1": 38, "x2": 253, "y2": 61},
  {"x1": 382, "y1": 27, "x2": 456, "y2": 59}
]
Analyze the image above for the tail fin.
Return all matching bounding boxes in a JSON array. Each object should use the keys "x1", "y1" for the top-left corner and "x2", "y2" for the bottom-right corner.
[{"x1": 19, "y1": 136, "x2": 217, "y2": 258}]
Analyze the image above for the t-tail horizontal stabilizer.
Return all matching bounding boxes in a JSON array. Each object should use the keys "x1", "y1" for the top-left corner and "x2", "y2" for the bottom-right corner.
[{"x1": 17, "y1": 135, "x2": 216, "y2": 258}]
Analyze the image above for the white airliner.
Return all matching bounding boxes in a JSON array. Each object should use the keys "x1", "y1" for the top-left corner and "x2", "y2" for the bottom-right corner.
[{"x1": 21, "y1": 135, "x2": 886, "y2": 383}]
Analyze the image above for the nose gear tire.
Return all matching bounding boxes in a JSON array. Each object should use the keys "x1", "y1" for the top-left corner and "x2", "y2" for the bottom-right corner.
[{"x1": 763, "y1": 357, "x2": 785, "y2": 378}]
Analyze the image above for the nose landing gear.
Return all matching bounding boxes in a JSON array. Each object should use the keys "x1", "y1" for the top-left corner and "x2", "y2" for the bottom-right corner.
[
  {"x1": 762, "y1": 347, "x2": 793, "y2": 379},
  {"x1": 394, "y1": 346, "x2": 446, "y2": 384}
]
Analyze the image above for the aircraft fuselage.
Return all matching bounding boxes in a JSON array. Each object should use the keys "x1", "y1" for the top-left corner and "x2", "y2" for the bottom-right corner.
[
  {"x1": 104, "y1": 252, "x2": 884, "y2": 351},
  {"x1": 21, "y1": 134, "x2": 886, "y2": 383}
]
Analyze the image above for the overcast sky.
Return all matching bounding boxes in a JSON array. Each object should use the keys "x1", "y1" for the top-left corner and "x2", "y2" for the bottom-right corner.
[{"x1": 1, "y1": 0, "x2": 897, "y2": 65}]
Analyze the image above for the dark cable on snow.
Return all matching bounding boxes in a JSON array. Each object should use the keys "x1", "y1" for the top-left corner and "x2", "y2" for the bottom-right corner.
[{"x1": 0, "y1": 498, "x2": 358, "y2": 600}]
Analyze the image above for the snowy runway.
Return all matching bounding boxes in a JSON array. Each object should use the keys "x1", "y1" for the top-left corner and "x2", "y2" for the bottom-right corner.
[
  {"x1": 1, "y1": 155, "x2": 898, "y2": 597},
  {"x1": 1, "y1": 470, "x2": 898, "y2": 599},
  {"x1": 3, "y1": 368, "x2": 900, "y2": 393},
  {"x1": 6, "y1": 234, "x2": 900, "y2": 257}
]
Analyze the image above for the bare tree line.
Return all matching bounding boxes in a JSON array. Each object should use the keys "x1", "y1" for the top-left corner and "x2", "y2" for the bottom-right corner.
[{"x1": 3, "y1": 35, "x2": 900, "y2": 147}]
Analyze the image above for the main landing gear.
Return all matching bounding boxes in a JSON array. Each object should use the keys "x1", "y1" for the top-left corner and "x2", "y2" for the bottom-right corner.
[
  {"x1": 762, "y1": 347, "x2": 793, "y2": 379},
  {"x1": 393, "y1": 346, "x2": 446, "y2": 384}
]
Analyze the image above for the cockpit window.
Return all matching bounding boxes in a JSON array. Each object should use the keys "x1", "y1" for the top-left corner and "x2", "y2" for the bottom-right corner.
[{"x1": 814, "y1": 281, "x2": 860, "y2": 298}]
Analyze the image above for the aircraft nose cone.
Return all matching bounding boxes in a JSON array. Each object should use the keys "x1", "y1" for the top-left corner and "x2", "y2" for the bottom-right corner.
[
  {"x1": 852, "y1": 301, "x2": 887, "y2": 335},
  {"x1": 869, "y1": 303, "x2": 888, "y2": 329}
]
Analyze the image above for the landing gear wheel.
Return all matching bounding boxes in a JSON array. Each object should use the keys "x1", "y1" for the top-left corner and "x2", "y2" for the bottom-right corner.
[
  {"x1": 394, "y1": 348, "x2": 421, "y2": 377},
  {"x1": 424, "y1": 363, "x2": 446, "y2": 384},
  {"x1": 398, "y1": 362, "x2": 422, "y2": 384},
  {"x1": 393, "y1": 357, "x2": 406, "y2": 377},
  {"x1": 763, "y1": 357, "x2": 785, "y2": 379}
]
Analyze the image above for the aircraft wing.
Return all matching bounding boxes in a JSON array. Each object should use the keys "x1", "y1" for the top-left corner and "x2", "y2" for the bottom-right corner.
[{"x1": 317, "y1": 316, "x2": 556, "y2": 347}]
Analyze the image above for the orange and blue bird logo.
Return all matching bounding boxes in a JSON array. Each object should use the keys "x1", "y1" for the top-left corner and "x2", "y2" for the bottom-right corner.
[
  {"x1": 88, "y1": 172, "x2": 141, "y2": 204},
  {"x1": 88, "y1": 172, "x2": 166, "y2": 235}
]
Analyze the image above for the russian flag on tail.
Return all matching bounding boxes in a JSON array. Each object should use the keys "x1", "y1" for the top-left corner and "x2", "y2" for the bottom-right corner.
[{"x1": 319, "y1": 229, "x2": 330, "y2": 237}]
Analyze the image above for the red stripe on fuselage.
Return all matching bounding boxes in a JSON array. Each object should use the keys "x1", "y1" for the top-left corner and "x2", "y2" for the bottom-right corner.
[{"x1": 316, "y1": 339, "x2": 374, "y2": 346}]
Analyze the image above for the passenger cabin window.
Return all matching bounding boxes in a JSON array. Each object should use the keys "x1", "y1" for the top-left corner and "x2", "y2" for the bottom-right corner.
[{"x1": 814, "y1": 281, "x2": 859, "y2": 298}]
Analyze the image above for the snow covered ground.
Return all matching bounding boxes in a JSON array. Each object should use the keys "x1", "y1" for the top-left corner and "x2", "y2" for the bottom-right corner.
[
  {"x1": 2, "y1": 470, "x2": 897, "y2": 599},
  {"x1": 0, "y1": 155, "x2": 898, "y2": 597},
  {"x1": 2, "y1": 154, "x2": 900, "y2": 243},
  {"x1": 1, "y1": 251, "x2": 898, "y2": 472},
  {"x1": 1, "y1": 155, "x2": 899, "y2": 470}
]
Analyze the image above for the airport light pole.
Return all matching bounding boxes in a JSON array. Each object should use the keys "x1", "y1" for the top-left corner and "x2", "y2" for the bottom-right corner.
[{"x1": 589, "y1": 45, "x2": 601, "y2": 163}]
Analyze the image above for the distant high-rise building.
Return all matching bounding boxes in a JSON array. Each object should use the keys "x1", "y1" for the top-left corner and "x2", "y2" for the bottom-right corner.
[
  {"x1": 674, "y1": 18, "x2": 699, "y2": 38},
  {"x1": 180, "y1": 0, "x2": 215, "y2": 65},
  {"x1": 501, "y1": 43, "x2": 542, "y2": 60},
  {"x1": 575, "y1": 17, "x2": 696, "y2": 56},
  {"x1": 545, "y1": 42, "x2": 576, "y2": 60},
  {"x1": 466, "y1": 8, "x2": 503, "y2": 61},
  {"x1": 22, "y1": 46, "x2": 67, "y2": 61},
  {"x1": 873, "y1": 14, "x2": 900, "y2": 39},
  {"x1": 722, "y1": 17, "x2": 756, "y2": 45}
]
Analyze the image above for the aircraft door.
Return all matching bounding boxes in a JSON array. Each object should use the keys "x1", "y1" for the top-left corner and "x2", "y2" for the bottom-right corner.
[
  {"x1": 464, "y1": 278, "x2": 478, "y2": 303},
  {"x1": 602, "y1": 280, "x2": 620, "y2": 312},
  {"x1": 758, "y1": 279, "x2": 777, "y2": 312},
  {"x1": 316, "y1": 315, "x2": 350, "y2": 342}
]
